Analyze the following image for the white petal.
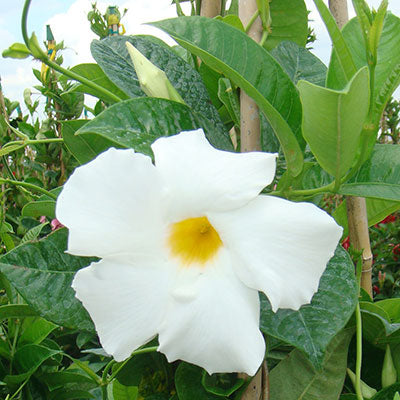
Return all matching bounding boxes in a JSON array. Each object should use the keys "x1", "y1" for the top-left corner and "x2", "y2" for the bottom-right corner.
[
  {"x1": 72, "y1": 257, "x2": 170, "y2": 361},
  {"x1": 158, "y1": 249, "x2": 265, "y2": 375},
  {"x1": 209, "y1": 195, "x2": 343, "y2": 312},
  {"x1": 151, "y1": 129, "x2": 277, "y2": 221},
  {"x1": 56, "y1": 148, "x2": 166, "y2": 258}
]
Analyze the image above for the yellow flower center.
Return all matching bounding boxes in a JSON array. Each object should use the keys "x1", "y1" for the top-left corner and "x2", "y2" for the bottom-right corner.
[{"x1": 168, "y1": 216, "x2": 223, "y2": 266}]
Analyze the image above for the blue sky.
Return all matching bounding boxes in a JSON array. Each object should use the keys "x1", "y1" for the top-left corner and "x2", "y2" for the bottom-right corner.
[{"x1": 1, "y1": 0, "x2": 399, "y2": 117}]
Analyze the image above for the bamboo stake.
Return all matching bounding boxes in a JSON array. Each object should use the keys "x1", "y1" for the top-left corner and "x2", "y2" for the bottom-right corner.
[
  {"x1": 200, "y1": 0, "x2": 221, "y2": 17},
  {"x1": 328, "y1": 0, "x2": 373, "y2": 297},
  {"x1": 238, "y1": 0, "x2": 264, "y2": 399},
  {"x1": 239, "y1": 0, "x2": 262, "y2": 152},
  {"x1": 328, "y1": 0, "x2": 349, "y2": 29}
]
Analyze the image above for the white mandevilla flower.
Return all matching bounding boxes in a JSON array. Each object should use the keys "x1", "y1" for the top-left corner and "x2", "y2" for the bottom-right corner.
[{"x1": 56, "y1": 129, "x2": 342, "y2": 376}]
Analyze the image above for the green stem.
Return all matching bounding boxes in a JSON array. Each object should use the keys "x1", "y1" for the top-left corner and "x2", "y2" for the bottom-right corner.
[
  {"x1": 108, "y1": 346, "x2": 158, "y2": 382},
  {"x1": 102, "y1": 360, "x2": 116, "y2": 384},
  {"x1": 21, "y1": 0, "x2": 122, "y2": 104},
  {"x1": 0, "y1": 179, "x2": 57, "y2": 200},
  {"x1": 4, "y1": 138, "x2": 64, "y2": 149},
  {"x1": 259, "y1": 30, "x2": 268, "y2": 47},
  {"x1": 9, "y1": 376, "x2": 29, "y2": 400},
  {"x1": 245, "y1": 10, "x2": 260, "y2": 33},
  {"x1": 355, "y1": 302, "x2": 363, "y2": 400},
  {"x1": 272, "y1": 181, "x2": 336, "y2": 198},
  {"x1": 221, "y1": 0, "x2": 226, "y2": 16},
  {"x1": 101, "y1": 385, "x2": 108, "y2": 400}
]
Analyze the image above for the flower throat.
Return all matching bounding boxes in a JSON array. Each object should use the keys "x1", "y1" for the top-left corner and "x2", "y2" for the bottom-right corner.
[{"x1": 168, "y1": 216, "x2": 222, "y2": 266}]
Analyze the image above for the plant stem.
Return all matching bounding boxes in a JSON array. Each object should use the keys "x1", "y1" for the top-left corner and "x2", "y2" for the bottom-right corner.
[
  {"x1": 355, "y1": 302, "x2": 363, "y2": 400},
  {"x1": 108, "y1": 346, "x2": 158, "y2": 382},
  {"x1": 4, "y1": 138, "x2": 64, "y2": 150},
  {"x1": 245, "y1": 10, "x2": 260, "y2": 33},
  {"x1": 0, "y1": 179, "x2": 58, "y2": 200}
]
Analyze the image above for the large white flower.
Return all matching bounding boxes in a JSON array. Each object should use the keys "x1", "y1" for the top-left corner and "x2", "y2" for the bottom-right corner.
[{"x1": 56, "y1": 129, "x2": 342, "y2": 376}]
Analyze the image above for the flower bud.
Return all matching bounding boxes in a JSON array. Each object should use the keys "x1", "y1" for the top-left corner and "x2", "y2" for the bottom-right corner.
[
  {"x1": 382, "y1": 345, "x2": 398, "y2": 388},
  {"x1": 347, "y1": 368, "x2": 377, "y2": 399},
  {"x1": 125, "y1": 42, "x2": 184, "y2": 104},
  {"x1": 28, "y1": 33, "x2": 47, "y2": 60},
  {"x1": 394, "y1": 392, "x2": 400, "y2": 400}
]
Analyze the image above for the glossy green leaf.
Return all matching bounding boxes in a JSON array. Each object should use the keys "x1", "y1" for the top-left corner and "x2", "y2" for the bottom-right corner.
[
  {"x1": 175, "y1": 363, "x2": 228, "y2": 400},
  {"x1": 4, "y1": 344, "x2": 61, "y2": 385},
  {"x1": 2, "y1": 42, "x2": 31, "y2": 59},
  {"x1": 48, "y1": 389, "x2": 95, "y2": 400},
  {"x1": 0, "y1": 229, "x2": 96, "y2": 332},
  {"x1": 112, "y1": 380, "x2": 139, "y2": 400},
  {"x1": 298, "y1": 67, "x2": 369, "y2": 179},
  {"x1": 62, "y1": 120, "x2": 117, "y2": 164},
  {"x1": 269, "y1": 328, "x2": 354, "y2": 400},
  {"x1": 0, "y1": 143, "x2": 25, "y2": 157},
  {"x1": 202, "y1": 372, "x2": 244, "y2": 397},
  {"x1": 377, "y1": 299, "x2": 400, "y2": 323},
  {"x1": 22, "y1": 200, "x2": 56, "y2": 219},
  {"x1": 360, "y1": 304, "x2": 400, "y2": 349},
  {"x1": 313, "y1": 0, "x2": 357, "y2": 84},
  {"x1": 40, "y1": 371, "x2": 96, "y2": 391},
  {"x1": 19, "y1": 317, "x2": 58, "y2": 346},
  {"x1": 371, "y1": 384, "x2": 400, "y2": 400},
  {"x1": 327, "y1": 13, "x2": 400, "y2": 117},
  {"x1": 263, "y1": 0, "x2": 308, "y2": 50},
  {"x1": 0, "y1": 304, "x2": 38, "y2": 321},
  {"x1": 334, "y1": 144, "x2": 400, "y2": 233},
  {"x1": 76, "y1": 97, "x2": 233, "y2": 156},
  {"x1": 260, "y1": 246, "x2": 358, "y2": 369},
  {"x1": 20, "y1": 222, "x2": 48, "y2": 244},
  {"x1": 339, "y1": 183, "x2": 400, "y2": 201},
  {"x1": 91, "y1": 35, "x2": 227, "y2": 138},
  {"x1": 152, "y1": 16, "x2": 304, "y2": 176},
  {"x1": 69, "y1": 63, "x2": 129, "y2": 103},
  {"x1": 270, "y1": 41, "x2": 327, "y2": 87}
]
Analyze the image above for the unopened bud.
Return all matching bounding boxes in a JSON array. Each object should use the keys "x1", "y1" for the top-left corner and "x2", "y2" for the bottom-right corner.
[
  {"x1": 382, "y1": 345, "x2": 397, "y2": 388},
  {"x1": 126, "y1": 42, "x2": 184, "y2": 104},
  {"x1": 347, "y1": 368, "x2": 377, "y2": 399},
  {"x1": 28, "y1": 33, "x2": 47, "y2": 60}
]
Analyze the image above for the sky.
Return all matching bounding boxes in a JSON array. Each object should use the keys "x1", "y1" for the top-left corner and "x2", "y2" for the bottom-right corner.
[{"x1": 1, "y1": 0, "x2": 399, "y2": 118}]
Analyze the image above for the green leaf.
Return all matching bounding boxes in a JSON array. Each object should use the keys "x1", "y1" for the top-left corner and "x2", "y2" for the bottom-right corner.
[
  {"x1": 327, "y1": 13, "x2": 400, "y2": 117},
  {"x1": 2, "y1": 42, "x2": 31, "y2": 59},
  {"x1": 4, "y1": 344, "x2": 62, "y2": 385},
  {"x1": 202, "y1": 372, "x2": 244, "y2": 397},
  {"x1": 333, "y1": 144, "x2": 400, "y2": 233},
  {"x1": 152, "y1": 17, "x2": 304, "y2": 176},
  {"x1": 260, "y1": 246, "x2": 358, "y2": 369},
  {"x1": 270, "y1": 41, "x2": 327, "y2": 87},
  {"x1": 0, "y1": 304, "x2": 38, "y2": 321},
  {"x1": 48, "y1": 389, "x2": 95, "y2": 400},
  {"x1": 371, "y1": 384, "x2": 400, "y2": 400},
  {"x1": 298, "y1": 67, "x2": 369, "y2": 180},
  {"x1": 175, "y1": 363, "x2": 228, "y2": 400},
  {"x1": 360, "y1": 304, "x2": 400, "y2": 349},
  {"x1": 263, "y1": 0, "x2": 308, "y2": 51},
  {"x1": 91, "y1": 35, "x2": 228, "y2": 139},
  {"x1": 19, "y1": 317, "x2": 58, "y2": 346},
  {"x1": 217, "y1": 78, "x2": 240, "y2": 127},
  {"x1": 40, "y1": 371, "x2": 96, "y2": 391},
  {"x1": 0, "y1": 229, "x2": 96, "y2": 332},
  {"x1": 21, "y1": 222, "x2": 48, "y2": 244},
  {"x1": 22, "y1": 200, "x2": 56, "y2": 219},
  {"x1": 313, "y1": 0, "x2": 357, "y2": 84},
  {"x1": 377, "y1": 299, "x2": 400, "y2": 323},
  {"x1": 269, "y1": 328, "x2": 354, "y2": 400},
  {"x1": 62, "y1": 119, "x2": 117, "y2": 164},
  {"x1": 112, "y1": 380, "x2": 138, "y2": 400},
  {"x1": 76, "y1": 97, "x2": 233, "y2": 156},
  {"x1": 68, "y1": 63, "x2": 129, "y2": 103},
  {"x1": 339, "y1": 183, "x2": 400, "y2": 202},
  {"x1": 0, "y1": 143, "x2": 26, "y2": 157}
]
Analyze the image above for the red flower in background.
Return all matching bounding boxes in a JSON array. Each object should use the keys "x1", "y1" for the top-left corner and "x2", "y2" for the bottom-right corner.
[{"x1": 342, "y1": 236, "x2": 350, "y2": 250}]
